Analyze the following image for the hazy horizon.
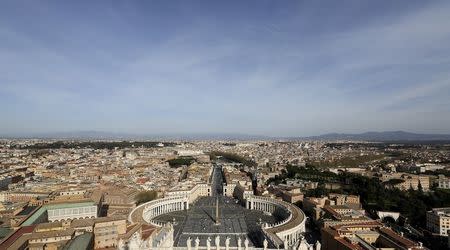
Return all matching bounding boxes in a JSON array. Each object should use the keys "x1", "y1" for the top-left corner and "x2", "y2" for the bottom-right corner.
[
  {"x1": 3, "y1": 130, "x2": 450, "y2": 140},
  {"x1": 1, "y1": 1, "x2": 450, "y2": 137}
]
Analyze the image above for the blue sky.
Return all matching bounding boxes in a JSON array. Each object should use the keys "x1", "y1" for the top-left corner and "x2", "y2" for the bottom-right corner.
[{"x1": 1, "y1": 1, "x2": 450, "y2": 137}]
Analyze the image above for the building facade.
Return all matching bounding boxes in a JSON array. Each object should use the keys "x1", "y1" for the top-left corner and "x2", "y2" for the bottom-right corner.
[
  {"x1": 47, "y1": 202, "x2": 98, "y2": 222},
  {"x1": 427, "y1": 207, "x2": 450, "y2": 236}
]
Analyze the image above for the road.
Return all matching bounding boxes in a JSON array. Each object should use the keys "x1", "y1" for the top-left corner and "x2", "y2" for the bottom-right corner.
[{"x1": 211, "y1": 165, "x2": 224, "y2": 196}]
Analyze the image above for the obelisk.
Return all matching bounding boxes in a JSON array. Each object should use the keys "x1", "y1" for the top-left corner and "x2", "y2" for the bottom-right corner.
[{"x1": 215, "y1": 196, "x2": 220, "y2": 225}]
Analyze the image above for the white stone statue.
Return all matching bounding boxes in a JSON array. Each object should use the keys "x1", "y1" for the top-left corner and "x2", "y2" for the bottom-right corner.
[
  {"x1": 315, "y1": 241, "x2": 321, "y2": 250},
  {"x1": 195, "y1": 237, "x2": 200, "y2": 250},
  {"x1": 298, "y1": 237, "x2": 309, "y2": 250},
  {"x1": 237, "y1": 237, "x2": 242, "y2": 250},
  {"x1": 215, "y1": 235, "x2": 220, "y2": 250},
  {"x1": 187, "y1": 237, "x2": 192, "y2": 250},
  {"x1": 263, "y1": 238, "x2": 268, "y2": 250},
  {"x1": 244, "y1": 238, "x2": 249, "y2": 250},
  {"x1": 207, "y1": 236, "x2": 212, "y2": 250},
  {"x1": 225, "y1": 237, "x2": 230, "y2": 250}
]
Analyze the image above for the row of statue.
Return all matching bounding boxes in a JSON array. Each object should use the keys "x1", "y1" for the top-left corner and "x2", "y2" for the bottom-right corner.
[
  {"x1": 186, "y1": 236, "x2": 266, "y2": 250},
  {"x1": 185, "y1": 235, "x2": 321, "y2": 250}
]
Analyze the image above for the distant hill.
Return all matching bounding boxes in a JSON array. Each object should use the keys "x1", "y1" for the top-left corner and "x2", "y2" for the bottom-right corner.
[
  {"x1": 1, "y1": 131, "x2": 138, "y2": 140},
  {"x1": 305, "y1": 131, "x2": 450, "y2": 141},
  {"x1": 2, "y1": 130, "x2": 450, "y2": 141},
  {"x1": 0, "y1": 131, "x2": 271, "y2": 141}
]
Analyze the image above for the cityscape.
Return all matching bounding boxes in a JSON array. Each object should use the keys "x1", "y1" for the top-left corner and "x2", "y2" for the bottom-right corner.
[
  {"x1": 1, "y1": 1, "x2": 450, "y2": 250},
  {"x1": 0, "y1": 139, "x2": 450, "y2": 249}
]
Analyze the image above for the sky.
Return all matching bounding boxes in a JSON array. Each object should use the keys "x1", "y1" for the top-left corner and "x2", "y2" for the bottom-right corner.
[{"x1": 1, "y1": 0, "x2": 450, "y2": 137}]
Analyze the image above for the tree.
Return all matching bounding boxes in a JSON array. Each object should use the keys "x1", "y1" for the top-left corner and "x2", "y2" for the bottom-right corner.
[
  {"x1": 418, "y1": 180, "x2": 423, "y2": 193},
  {"x1": 135, "y1": 190, "x2": 158, "y2": 205},
  {"x1": 167, "y1": 157, "x2": 194, "y2": 167}
]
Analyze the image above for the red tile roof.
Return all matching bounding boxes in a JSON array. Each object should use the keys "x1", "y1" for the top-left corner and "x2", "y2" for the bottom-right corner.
[{"x1": 0, "y1": 225, "x2": 36, "y2": 250}]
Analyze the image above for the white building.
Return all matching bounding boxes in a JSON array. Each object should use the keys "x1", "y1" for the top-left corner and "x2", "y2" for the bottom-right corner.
[{"x1": 47, "y1": 202, "x2": 98, "y2": 222}]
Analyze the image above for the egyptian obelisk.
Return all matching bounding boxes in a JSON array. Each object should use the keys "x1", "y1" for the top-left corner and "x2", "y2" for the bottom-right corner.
[{"x1": 215, "y1": 196, "x2": 220, "y2": 225}]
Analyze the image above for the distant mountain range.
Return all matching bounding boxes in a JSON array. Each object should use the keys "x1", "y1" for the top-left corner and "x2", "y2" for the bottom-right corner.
[
  {"x1": 0, "y1": 131, "x2": 272, "y2": 141},
  {"x1": 2, "y1": 130, "x2": 450, "y2": 141},
  {"x1": 304, "y1": 131, "x2": 450, "y2": 141}
]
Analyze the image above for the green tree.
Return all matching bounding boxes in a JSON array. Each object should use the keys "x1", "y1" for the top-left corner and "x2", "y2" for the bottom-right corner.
[
  {"x1": 167, "y1": 157, "x2": 195, "y2": 167},
  {"x1": 135, "y1": 190, "x2": 158, "y2": 205},
  {"x1": 418, "y1": 180, "x2": 423, "y2": 193}
]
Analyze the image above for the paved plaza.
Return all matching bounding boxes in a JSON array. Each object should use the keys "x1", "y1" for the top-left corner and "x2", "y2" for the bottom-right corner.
[
  {"x1": 154, "y1": 196, "x2": 278, "y2": 247},
  {"x1": 154, "y1": 165, "x2": 279, "y2": 247}
]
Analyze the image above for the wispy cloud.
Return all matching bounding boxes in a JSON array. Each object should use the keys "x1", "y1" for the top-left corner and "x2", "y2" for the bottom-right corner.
[{"x1": 0, "y1": 1, "x2": 449, "y2": 136}]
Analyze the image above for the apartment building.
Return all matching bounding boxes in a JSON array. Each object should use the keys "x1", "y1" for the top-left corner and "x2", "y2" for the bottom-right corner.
[
  {"x1": 381, "y1": 173, "x2": 430, "y2": 191},
  {"x1": 427, "y1": 207, "x2": 450, "y2": 236},
  {"x1": 438, "y1": 175, "x2": 450, "y2": 189},
  {"x1": 322, "y1": 222, "x2": 427, "y2": 250}
]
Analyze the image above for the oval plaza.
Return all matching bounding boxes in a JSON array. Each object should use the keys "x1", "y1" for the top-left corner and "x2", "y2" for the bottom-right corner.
[{"x1": 129, "y1": 165, "x2": 307, "y2": 249}]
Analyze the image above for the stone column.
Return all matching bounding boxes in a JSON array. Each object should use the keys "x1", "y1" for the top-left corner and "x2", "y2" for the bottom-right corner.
[
  {"x1": 225, "y1": 237, "x2": 230, "y2": 250},
  {"x1": 237, "y1": 237, "x2": 242, "y2": 250}
]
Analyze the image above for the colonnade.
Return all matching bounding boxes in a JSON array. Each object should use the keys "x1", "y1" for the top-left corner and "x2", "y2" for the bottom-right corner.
[
  {"x1": 247, "y1": 196, "x2": 290, "y2": 221},
  {"x1": 248, "y1": 199, "x2": 277, "y2": 214},
  {"x1": 246, "y1": 195, "x2": 306, "y2": 248},
  {"x1": 144, "y1": 198, "x2": 187, "y2": 218},
  {"x1": 129, "y1": 196, "x2": 189, "y2": 225},
  {"x1": 128, "y1": 189, "x2": 307, "y2": 249},
  {"x1": 278, "y1": 229, "x2": 303, "y2": 248}
]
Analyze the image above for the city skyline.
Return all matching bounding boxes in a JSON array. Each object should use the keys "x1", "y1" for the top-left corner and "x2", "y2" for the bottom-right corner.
[{"x1": 1, "y1": 1, "x2": 450, "y2": 136}]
